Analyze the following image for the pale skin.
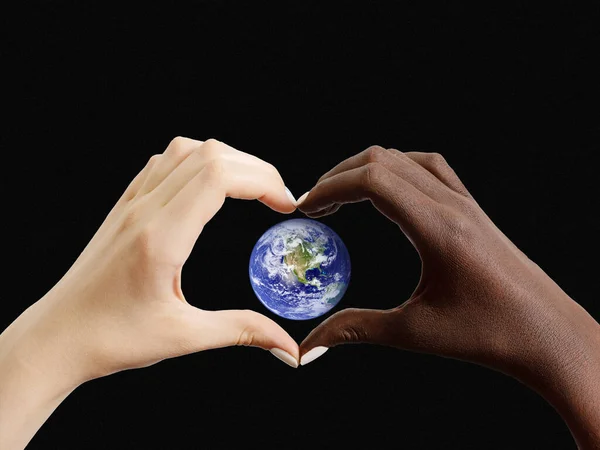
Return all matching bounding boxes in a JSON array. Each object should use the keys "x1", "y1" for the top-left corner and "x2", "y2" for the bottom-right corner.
[
  {"x1": 0, "y1": 137, "x2": 301, "y2": 450},
  {"x1": 1, "y1": 140, "x2": 599, "y2": 449}
]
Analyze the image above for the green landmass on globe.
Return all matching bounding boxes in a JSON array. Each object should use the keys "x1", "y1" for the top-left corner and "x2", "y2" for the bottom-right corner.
[
  {"x1": 283, "y1": 237, "x2": 324, "y2": 285},
  {"x1": 249, "y1": 218, "x2": 351, "y2": 320}
]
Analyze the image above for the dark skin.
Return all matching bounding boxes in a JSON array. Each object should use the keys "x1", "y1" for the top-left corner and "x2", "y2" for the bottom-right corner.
[{"x1": 298, "y1": 146, "x2": 600, "y2": 449}]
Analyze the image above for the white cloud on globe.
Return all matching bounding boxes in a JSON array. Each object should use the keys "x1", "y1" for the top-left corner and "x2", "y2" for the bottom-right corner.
[{"x1": 248, "y1": 218, "x2": 351, "y2": 320}]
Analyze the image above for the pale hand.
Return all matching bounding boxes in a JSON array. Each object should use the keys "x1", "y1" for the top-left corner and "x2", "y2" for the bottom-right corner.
[{"x1": 0, "y1": 137, "x2": 300, "y2": 450}]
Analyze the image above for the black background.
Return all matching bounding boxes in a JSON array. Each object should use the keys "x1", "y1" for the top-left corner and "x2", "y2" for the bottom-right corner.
[{"x1": 2, "y1": 2, "x2": 599, "y2": 449}]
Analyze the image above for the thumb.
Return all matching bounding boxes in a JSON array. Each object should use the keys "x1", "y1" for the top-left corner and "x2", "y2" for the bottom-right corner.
[
  {"x1": 175, "y1": 306, "x2": 300, "y2": 368},
  {"x1": 299, "y1": 301, "x2": 434, "y2": 366},
  {"x1": 299, "y1": 308, "x2": 397, "y2": 365}
]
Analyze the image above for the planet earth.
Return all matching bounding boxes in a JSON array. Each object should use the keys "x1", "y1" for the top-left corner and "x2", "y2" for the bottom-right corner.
[{"x1": 249, "y1": 218, "x2": 351, "y2": 320}]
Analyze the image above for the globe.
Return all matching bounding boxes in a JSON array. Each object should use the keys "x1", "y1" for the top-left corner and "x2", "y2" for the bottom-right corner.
[{"x1": 249, "y1": 218, "x2": 351, "y2": 320}]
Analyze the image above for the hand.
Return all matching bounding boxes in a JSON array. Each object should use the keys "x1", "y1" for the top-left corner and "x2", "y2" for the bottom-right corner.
[
  {"x1": 297, "y1": 146, "x2": 600, "y2": 449},
  {"x1": 0, "y1": 137, "x2": 300, "y2": 450}
]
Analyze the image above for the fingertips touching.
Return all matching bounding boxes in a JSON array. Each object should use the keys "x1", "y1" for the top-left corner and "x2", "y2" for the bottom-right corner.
[
  {"x1": 254, "y1": 183, "x2": 297, "y2": 214},
  {"x1": 297, "y1": 167, "x2": 370, "y2": 214},
  {"x1": 295, "y1": 191, "x2": 310, "y2": 207}
]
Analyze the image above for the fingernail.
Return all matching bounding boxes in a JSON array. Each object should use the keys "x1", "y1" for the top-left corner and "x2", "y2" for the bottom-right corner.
[
  {"x1": 284, "y1": 187, "x2": 297, "y2": 205},
  {"x1": 300, "y1": 346, "x2": 329, "y2": 366},
  {"x1": 296, "y1": 191, "x2": 310, "y2": 206},
  {"x1": 270, "y1": 348, "x2": 299, "y2": 368}
]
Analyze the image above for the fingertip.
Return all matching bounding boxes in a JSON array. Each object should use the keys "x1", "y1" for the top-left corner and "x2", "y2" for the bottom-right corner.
[
  {"x1": 300, "y1": 346, "x2": 329, "y2": 366},
  {"x1": 270, "y1": 348, "x2": 299, "y2": 368},
  {"x1": 268, "y1": 331, "x2": 300, "y2": 361},
  {"x1": 260, "y1": 186, "x2": 299, "y2": 214},
  {"x1": 296, "y1": 191, "x2": 310, "y2": 207},
  {"x1": 280, "y1": 186, "x2": 299, "y2": 214},
  {"x1": 285, "y1": 186, "x2": 297, "y2": 205},
  {"x1": 275, "y1": 203, "x2": 298, "y2": 215},
  {"x1": 246, "y1": 312, "x2": 300, "y2": 359},
  {"x1": 299, "y1": 324, "x2": 331, "y2": 355},
  {"x1": 260, "y1": 197, "x2": 297, "y2": 214}
]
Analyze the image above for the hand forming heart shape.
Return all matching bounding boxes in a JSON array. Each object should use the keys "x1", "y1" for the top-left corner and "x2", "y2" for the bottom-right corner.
[{"x1": 2, "y1": 137, "x2": 599, "y2": 450}]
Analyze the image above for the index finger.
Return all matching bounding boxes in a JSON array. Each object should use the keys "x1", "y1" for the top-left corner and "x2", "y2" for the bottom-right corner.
[
  {"x1": 299, "y1": 162, "x2": 435, "y2": 242},
  {"x1": 150, "y1": 139, "x2": 296, "y2": 214},
  {"x1": 157, "y1": 156, "x2": 297, "y2": 258}
]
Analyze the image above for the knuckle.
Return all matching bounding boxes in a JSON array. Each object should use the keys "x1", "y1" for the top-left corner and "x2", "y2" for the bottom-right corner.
[
  {"x1": 166, "y1": 136, "x2": 192, "y2": 157},
  {"x1": 236, "y1": 325, "x2": 255, "y2": 346},
  {"x1": 427, "y1": 152, "x2": 449, "y2": 169},
  {"x1": 341, "y1": 326, "x2": 365, "y2": 342},
  {"x1": 204, "y1": 138, "x2": 221, "y2": 146},
  {"x1": 203, "y1": 138, "x2": 222, "y2": 149},
  {"x1": 236, "y1": 310, "x2": 262, "y2": 346},
  {"x1": 168, "y1": 136, "x2": 186, "y2": 150},
  {"x1": 169, "y1": 136, "x2": 186, "y2": 146},
  {"x1": 265, "y1": 162, "x2": 280, "y2": 177},
  {"x1": 387, "y1": 147, "x2": 404, "y2": 158},
  {"x1": 364, "y1": 145, "x2": 388, "y2": 164},
  {"x1": 363, "y1": 162, "x2": 386, "y2": 191},
  {"x1": 148, "y1": 154, "x2": 161, "y2": 166},
  {"x1": 332, "y1": 309, "x2": 369, "y2": 342},
  {"x1": 266, "y1": 163, "x2": 284, "y2": 185},
  {"x1": 198, "y1": 138, "x2": 223, "y2": 160}
]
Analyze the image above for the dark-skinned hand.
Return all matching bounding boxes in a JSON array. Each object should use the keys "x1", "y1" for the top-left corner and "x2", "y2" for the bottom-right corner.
[{"x1": 297, "y1": 146, "x2": 600, "y2": 450}]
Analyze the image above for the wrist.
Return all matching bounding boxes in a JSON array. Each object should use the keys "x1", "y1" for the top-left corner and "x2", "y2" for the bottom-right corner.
[
  {"x1": 0, "y1": 294, "x2": 88, "y2": 449},
  {"x1": 1, "y1": 289, "x2": 93, "y2": 383},
  {"x1": 515, "y1": 332, "x2": 600, "y2": 449},
  {"x1": 491, "y1": 293, "x2": 600, "y2": 448}
]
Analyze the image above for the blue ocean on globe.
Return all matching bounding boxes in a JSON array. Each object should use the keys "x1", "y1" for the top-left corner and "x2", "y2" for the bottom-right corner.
[{"x1": 249, "y1": 218, "x2": 351, "y2": 320}]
